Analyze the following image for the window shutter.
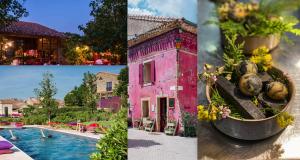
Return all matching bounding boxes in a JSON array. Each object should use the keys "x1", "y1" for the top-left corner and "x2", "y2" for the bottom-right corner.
[
  {"x1": 150, "y1": 61, "x2": 155, "y2": 84},
  {"x1": 139, "y1": 64, "x2": 143, "y2": 85}
]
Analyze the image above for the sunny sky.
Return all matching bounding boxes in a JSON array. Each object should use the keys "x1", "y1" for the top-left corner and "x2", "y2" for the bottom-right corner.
[
  {"x1": 20, "y1": 0, "x2": 91, "y2": 34},
  {"x1": 0, "y1": 66, "x2": 125, "y2": 100},
  {"x1": 128, "y1": 0, "x2": 197, "y2": 23}
]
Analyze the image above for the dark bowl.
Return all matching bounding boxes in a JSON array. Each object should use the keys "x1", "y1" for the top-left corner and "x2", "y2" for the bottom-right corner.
[{"x1": 206, "y1": 67, "x2": 295, "y2": 140}]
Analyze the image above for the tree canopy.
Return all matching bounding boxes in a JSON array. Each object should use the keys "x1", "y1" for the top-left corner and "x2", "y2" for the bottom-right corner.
[
  {"x1": 64, "y1": 72, "x2": 99, "y2": 112},
  {"x1": 114, "y1": 67, "x2": 128, "y2": 97},
  {"x1": 79, "y1": 0, "x2": 127, "y2": 64},
  {"x1": 82, "y1": 72, "x2": 99, "y2": 112},
  {"x1": 34, "y1": 72, "x2": 58, "y2": 122},
  {"x1": 0, "y1": 0, "x2": 28, "y2": 27}
]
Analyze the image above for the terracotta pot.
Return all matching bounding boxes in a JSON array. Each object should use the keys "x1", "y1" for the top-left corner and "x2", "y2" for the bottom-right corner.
[
  {"x1": 238, "y1": 34, "x2": 281, "y2": 55},
  {"x1": 220, "y1": 31, "x2": 281, "y2": 55},
  {"x1": 206, "y1": 67, "x2": 295, "y2": 140}
]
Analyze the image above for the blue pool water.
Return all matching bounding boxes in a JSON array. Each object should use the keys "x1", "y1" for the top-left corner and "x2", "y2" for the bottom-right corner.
[{"x1": 0, "y1": 127, "x2": 98, "y2": 160}]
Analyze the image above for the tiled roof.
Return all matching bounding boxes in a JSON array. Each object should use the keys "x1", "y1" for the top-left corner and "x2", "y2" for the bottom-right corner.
[
  {"x1": 0, "y1": 21, "x2": 65, "y2": 38},
  {"x1": 0, "y1": 99, "x2": 26, "y2": 109},
  {"x1": 128, "y1": 14, "x2": 178, "y2": 40},
  {"x1": 128, "y1": 18, "x2": 197, "y2": 47},
  {"x1": 128, "y1": 15, "x2": 177, "y2": 23},
  {"x1": 96, "y1": 72, "x2": 119, "y2": 76}
]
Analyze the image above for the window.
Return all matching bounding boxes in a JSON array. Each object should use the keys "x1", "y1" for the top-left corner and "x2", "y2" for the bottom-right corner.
[
  {"x1": 106, "y1": 82, "x2": 112, "y2": 91},
  {"x1": 169, "y1": 98, "x2": 175, "y2": 108},
  {"x1": 142, "y1": 100, "x2": 149, "y2": 117},
  {"x1": 143, "y1": 62, "x2": 151, "y2": 84},
  {"x1": 139, "y1": 61, "x2": 155, "y2": 85}
]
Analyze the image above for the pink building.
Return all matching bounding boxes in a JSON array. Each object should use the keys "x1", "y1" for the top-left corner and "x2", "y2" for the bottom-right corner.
[{"x1": 128, "y1": 18, "x2": 197, "y2": 134}]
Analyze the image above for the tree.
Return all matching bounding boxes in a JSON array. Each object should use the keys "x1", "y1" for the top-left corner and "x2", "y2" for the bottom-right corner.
[
  {"x1": 114, "y1": 67, "x2": 128, "y2": 96},
  {"x1": 0, "y1": 0, "x2": 28, "y2": 27},
  {"x1": 64, "y1": 85, "x2": 85, "y2": 106},
  {"x1": 63, "y1": 33, "x2": 93, "y2": 65},
  {"x1": 114, "y1": 67, "x2": 128, "y2": 108},
  {"x1": 82, "y1": 72, "x2": 98, "y2": 112},
  {"x1": 79, "y1": 0, "x2": 127, "y2": 64},
  {"x1": 34, "y1": 72, "x2": 58, "y2": 123}
]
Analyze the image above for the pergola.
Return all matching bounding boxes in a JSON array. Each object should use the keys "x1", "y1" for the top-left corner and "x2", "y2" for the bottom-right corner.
[{"x1": 0, "y1": 21, "x2": 65, "y2": 65}]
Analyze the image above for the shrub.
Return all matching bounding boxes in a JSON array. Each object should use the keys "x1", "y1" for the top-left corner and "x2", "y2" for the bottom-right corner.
[
  {"x1": 23, "y1": 115, "x2": 48, "y2": 125},
  {"x1": 182, "y1": 112, "x2": 197, "y2": 137},
  {"x1": 0, "y1": 117, "x2": 23, "y2": 122},
  {"x1": 90, "y1": 109, "x2": 127, "y2": 160}
]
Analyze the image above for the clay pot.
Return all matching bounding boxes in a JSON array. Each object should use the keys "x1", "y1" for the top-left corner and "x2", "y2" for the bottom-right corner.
[
  {"x1": 238, "y1": 34, "x2": 281, "y2": 55},
  {"x1": 206, "y1": 67, "x2": 295, "y2": 140},
  {"x1": 221, "y1": 32, "x2": 281, "y2": 55}
]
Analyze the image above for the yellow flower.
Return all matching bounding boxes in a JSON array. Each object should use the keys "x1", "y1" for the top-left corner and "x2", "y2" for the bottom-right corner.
[
  {"x1": 197, "y1": 105, "x2": 204, "y2": 111},
  {"x1": 250, "y1": 46, "x2": 272, "y2": 71},
  {"x1": 264, "y1": 54, "x2": 272, "y2": 62}
]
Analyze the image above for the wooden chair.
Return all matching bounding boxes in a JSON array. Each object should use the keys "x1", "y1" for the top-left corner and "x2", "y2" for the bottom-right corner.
[
  {"x1": 164, "y1": 119, "x2": 178, "y2": 136},
  {"x1": 144, "y1": 119, "x2": 155, "y2": 132}
]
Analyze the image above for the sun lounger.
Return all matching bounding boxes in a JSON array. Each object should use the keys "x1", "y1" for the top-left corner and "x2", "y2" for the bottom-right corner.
[{"x1": 0, "y1": 149, "x2": 14, "y2": 154}]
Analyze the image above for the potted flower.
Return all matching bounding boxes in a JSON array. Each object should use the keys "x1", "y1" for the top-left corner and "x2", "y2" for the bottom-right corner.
[
  {"x1": 215, "y1": 0, "x2": 300, "y2": 54},
  {"x1": 198, "y1": 35, "x2": 295, "y2": 140}
]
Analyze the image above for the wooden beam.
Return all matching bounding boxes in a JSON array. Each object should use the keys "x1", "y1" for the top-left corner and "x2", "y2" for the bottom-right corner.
[{"x1": 216, "y1": 76, "x2": 265, "y2": 119}]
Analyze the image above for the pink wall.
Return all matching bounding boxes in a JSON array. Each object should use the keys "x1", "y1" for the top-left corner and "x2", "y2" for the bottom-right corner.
[
  {"x1": 128, "y1": 28, "x2": 197, "y2": 133},
  {"x1": 177, "y1": 50, "x2": 198, "y2": 115},
  {"x1": 128, "y1": 48, "x2": 178, "y2": 120}
]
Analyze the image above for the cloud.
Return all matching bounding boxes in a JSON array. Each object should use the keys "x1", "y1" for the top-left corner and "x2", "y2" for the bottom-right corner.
[
  {"x1": 128, "y1": 0, "x2": 143, "y2": 7},
  {"x1": 128, "y1": 0, "x2": 197, "y2": 23},
  {"x1": 128, "y1": 8, "x2": 155, "y2": 15}
]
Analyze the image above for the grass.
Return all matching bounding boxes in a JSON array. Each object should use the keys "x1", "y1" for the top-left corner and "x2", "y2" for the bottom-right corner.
[{"x1": 211, "y1": 88, "x2": 245, "y2": 119}]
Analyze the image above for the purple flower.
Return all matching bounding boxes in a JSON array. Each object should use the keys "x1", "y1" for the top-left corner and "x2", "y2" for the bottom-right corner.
[
  {"x1": 212, "y1": 75, "x2": 217, "y2": 82},
  {"x1": 219, "y1": 106, "x2": 231, "y2": 119}
]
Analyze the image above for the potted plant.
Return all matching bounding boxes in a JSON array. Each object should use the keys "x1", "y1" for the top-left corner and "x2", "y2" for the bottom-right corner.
[
  {"x1": 214, "y1": 0, "x2": 300, "y2": 54},
  {"x1": 198, "y1": 35, "x2": 295, "y2": 140}
]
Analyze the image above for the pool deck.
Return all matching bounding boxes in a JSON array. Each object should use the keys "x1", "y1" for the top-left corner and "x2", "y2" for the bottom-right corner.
[{"x1": 0, "y1": 136, "x2": 33, "y2": 160}]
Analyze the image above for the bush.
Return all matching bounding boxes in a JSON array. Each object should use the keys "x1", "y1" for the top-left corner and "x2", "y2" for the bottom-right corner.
[
  {"x1": 90, "y1": 109, "x2": 127, "y2": 160},
  {"x1": 23, "y1": 114, "x2": 48, "y2": 125},
  {"x1": 0, "y1": 117, "x2": 23, "y2": 122},
  {"x1": 52, "y1": 115, "x2": 75, "y2": 123},
  {"x1": 182, "y1": 112, "x2": 197, "y2": 137},
  {"x1": 21, "y1": 106, "x2": 114, "y2": 125}
]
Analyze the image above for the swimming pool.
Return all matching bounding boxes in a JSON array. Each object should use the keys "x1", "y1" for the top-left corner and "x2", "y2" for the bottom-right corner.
[{"x1": 0, "y1": 127, "x2": 98, "y2": 160}]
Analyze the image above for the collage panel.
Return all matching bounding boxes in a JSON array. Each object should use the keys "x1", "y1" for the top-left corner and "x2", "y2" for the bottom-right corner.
[
  {"x1": 127, "y1": 0, "x2": 198, "y2": 160},
  {"x1": 0, "y1": 65, "x2": 127, "y2": 160},
  {"x1": 0, "y1": 0, "x2": 127, "y2": 65},
  {"x1": 0, "y1": 0, "x2": 128, "y2": 160},
  {"x1": 198, "y1": 0, "x2": 300, "y2": 160}
]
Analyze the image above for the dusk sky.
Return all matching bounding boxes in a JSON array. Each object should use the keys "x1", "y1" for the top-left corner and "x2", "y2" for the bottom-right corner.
[
  {"x1": 21, "y1": 0, "x2": 92, "y2": 34},
  {"x1": 0, "y1": 66, "x2": 125, "y2": 100}
]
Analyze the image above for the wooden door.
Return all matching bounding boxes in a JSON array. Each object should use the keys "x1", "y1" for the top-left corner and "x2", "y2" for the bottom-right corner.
[{"x1": 159, "y1": 98, "x2": 167, "y2": 132}]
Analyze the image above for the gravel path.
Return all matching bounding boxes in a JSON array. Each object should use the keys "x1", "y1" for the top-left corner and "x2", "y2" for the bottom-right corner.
[{"x1": 128, "y1": 128, "x2": 197, "y2": 160}]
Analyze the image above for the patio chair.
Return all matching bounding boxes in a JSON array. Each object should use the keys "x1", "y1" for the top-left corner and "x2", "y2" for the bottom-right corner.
[
  {"x1": 144, "y1": 119, "x2": 155, "y2": 132},
  {"x1": 133, "y1": 118, "x2": 142, "y2": 129},
  {"x1": 0, "y1": 141, "x2": 14, "y2": 155},
  {"x1": 164, "y1": 120, "x2": 178, "y2": 136}
]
